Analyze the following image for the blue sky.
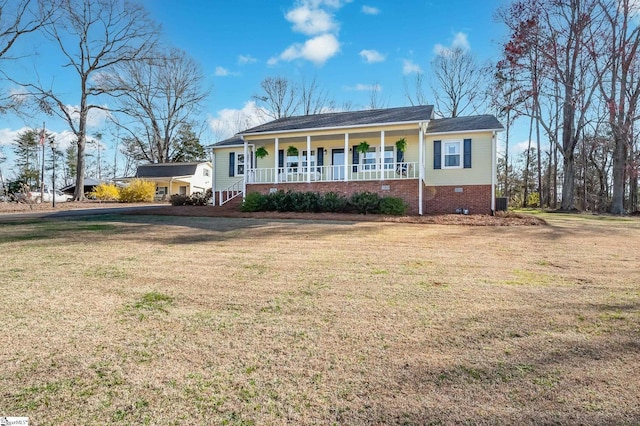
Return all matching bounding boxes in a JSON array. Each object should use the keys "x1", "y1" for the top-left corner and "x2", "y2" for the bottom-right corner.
[{"x1": 0, "y1": 0, "x2": 524, "y2": 178}]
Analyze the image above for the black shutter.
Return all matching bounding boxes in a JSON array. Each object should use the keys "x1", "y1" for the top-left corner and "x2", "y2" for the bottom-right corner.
[
  {"x1": 278, "y1": 149, "x2": 284, "y2": 168},
  {"x1": 229, "y1": 152, "x2": 235, "y2": 176},
  {"x1": 397, "y1": 146, "x2": 404, "y2": 163},
  {"x1": 463, "y1": 139, "x2": 472, "y2": 168},
  {"x1": 317, "y1": 147, "x2": 324, "y2": 172},
  {"x1": 434, "y1": 140, "x2": 441, "y2": 169},
  {"x1": 352, "y1": 146, "x2": 359, "y2": 173}
]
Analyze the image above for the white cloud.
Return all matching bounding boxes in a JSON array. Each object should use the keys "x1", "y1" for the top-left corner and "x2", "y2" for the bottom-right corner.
[
  {"x1": 286, "y1": 3, "x2": 337, "y2": 35},
  {"x1": 402, "y1": 59, "x2": 422, "y2": 75},
  {"x1": 273, "y1": 0, "x2": 347, "y2": 65},
  {"x1": 208, "y1": 101, "x2": 269, "y2": 141},
  {"x1": 214, "y1": 66, "x2": 230, "y2": 76},
  {"x1": 433, "y1": 31, "x2": 470, "y2": 56},
  {"x1": 359, "y1": 49, "x2": 385, "y2": 63},
  {"x1": 361, "y1": 5, "x2": 380, "y2": 15},
  {"x1": 345, "y1": 83, "x2": 381, "y2": 92},
  {"x1": 273, "y1": 34, "x2": 340, "y2": 66},
  {"x1": 238, "y1": 54, "x2": 257, "y2": 65}
]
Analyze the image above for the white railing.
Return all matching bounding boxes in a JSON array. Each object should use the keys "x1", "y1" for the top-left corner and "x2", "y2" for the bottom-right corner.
[
  {"x1": 246, "y1": 162, "x2": 418, "y2": 184},
  {"x1": 219, "y1": 178, "x2": 244, "y2": 205}
]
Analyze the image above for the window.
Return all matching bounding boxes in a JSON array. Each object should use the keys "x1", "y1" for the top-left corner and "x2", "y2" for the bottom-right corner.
[
  {"x1": 362, "y1": 147, "x2": 376, "y2": 170},
  {"x1": 443, "y1": 141, "x2": 461, "y2": 168},
  {"x1": 179, "y1": 186, "x2": 187, "y2": 195},
  {"x1": 384, "y1": 146, "x2": 394, "y2": 169},
  {"x1": 286, "y1": 153, "x2": 298, "y2": 173},
  {"x1": 236, "y1": 153, "x2": 245, "y2": 176},
  {"x1": 302, "y1": 150, "x2": 316, "y2": 170}
]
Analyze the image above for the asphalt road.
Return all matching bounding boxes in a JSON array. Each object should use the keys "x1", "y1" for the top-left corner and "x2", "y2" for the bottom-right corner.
[{"x1": 0, "y1": 205, "x2": 165, "y2": 222}]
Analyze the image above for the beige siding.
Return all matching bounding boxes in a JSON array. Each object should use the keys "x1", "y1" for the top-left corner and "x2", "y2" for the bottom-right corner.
[
  {"x1": 424, "y1": 131, "x2": 494, "y2": 186},
  {"x1": 215, "y1": 146, "x2": 245, "y2": 189}
]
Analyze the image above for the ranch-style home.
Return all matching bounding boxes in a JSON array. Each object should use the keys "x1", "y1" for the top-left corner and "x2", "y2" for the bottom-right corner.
[
  {"x1": 211, "y1": 105, "x2": 503, "y2": 215},
  {"x1": 121, "y1": 162, "x2": 212, "y2": 200}
]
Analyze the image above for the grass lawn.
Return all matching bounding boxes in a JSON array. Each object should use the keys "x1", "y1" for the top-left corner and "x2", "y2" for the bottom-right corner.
[{"x1": 0, "y1": 213, "x2": 639, "y2": 425}]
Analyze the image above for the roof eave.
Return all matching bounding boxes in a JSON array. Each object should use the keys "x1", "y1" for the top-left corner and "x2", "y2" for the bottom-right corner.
[
  {"x1": 425, "y1": 127, "x2": 504, "y2": 136},
  {"x1": 239, "y1": 119, "x2": 431, "y2": 138}
]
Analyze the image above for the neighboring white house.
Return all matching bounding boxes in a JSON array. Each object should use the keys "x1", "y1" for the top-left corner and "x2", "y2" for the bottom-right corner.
[
  {"x1": 210, "y1": 105, "x2": 503, "y2": 215},
  {"x1": 121, "y1": 162, "x2": 212, "y2": 200}
]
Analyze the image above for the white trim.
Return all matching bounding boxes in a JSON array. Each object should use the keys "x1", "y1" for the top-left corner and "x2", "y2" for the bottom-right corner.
[
  {"x1": 242, "y1": 137, "x2": 248, "y2": 199},
  {"x1": 418, "y1": 124, "x2": 424, "y2": 215},
  {"x1": 442, "y1": 140, "x2": 463, "y2": 169},
  {"x1": 380, "y1": 130, "x2": 385, "y2": 181},
  {"x1": 344, "y1": 133, "x2": 349, "y2": 182},
  {"x1": 306, "y1": 135, "x2": 312, "y2": 183},
  {"x1": 425, "y1": 128, "x2": 504, "y2": 136},
  {"x1": 274, "y1": 137, "x2": 279, "y2": 178},
  {"x1": 491, "y1": 131, "x2": 497, "y2": 214},
  {"x1": 240, "y1": 119, "x2": 431, "y2": 137}
]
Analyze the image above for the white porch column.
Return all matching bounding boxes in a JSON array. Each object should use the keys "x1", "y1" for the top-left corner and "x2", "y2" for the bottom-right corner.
[
  {"x1": 242, "y1": 138, "x2": 248, "y2": 200},
  {"x1": 418, "y1": 123, "x2": 425, "y2": 215},
  {"x1": 380, "y1": 130, "x2": 385, "y2": 181},
  {"x1": 211, "y1": 151, "x2": 216, "y2": 206},
  {"x1": 491, "y1": 131, "x2": 497, "y2": 214},
  {"x1": 306, "y1": 135, "x2": 312, "y2": 183},
  {"x1": 344, "y1": 133, "x2": 349, "y2": 182},
  {"x1": 274, "y1": 137, "x2": 279, "y2": 183}
]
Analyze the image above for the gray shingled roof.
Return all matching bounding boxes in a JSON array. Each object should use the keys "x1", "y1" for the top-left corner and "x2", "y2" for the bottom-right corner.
[
  {"x1": 240, "y1": 105, "x2": 434, "y2": 134},
  {"x1": 211, "y1": 135, "x2": 244, "y2": 147},
  {"x1": 426, "y1": 115, "x2": 504, "y2": 134},
  {"x1": 135, "y1": 163, "x2": 200, "y2": 178}
]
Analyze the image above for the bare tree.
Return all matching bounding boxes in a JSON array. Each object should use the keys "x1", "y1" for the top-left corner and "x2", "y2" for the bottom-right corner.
[
  {"x1": 430, "y1": 47, "x2": 486, "y2": 118},
  {"x1": 300, "y1": 75, "x2": 334, "y2": 115},
  {"x1": 253, "y1": 76, "x2": 300, "y2": 120},
  {"x1": 101, "y1": 48, "x2": 208, "y2": 163},
  {"x1": 499, "y1": 0, "x2": 601, "y2": 211},
  {"x1": 368, "y1": 82, "x2": 386, "y2": 110},
  {"x1": 591, "y1": 0, "x2": 640, "y2": 214},
  {"x1": 404, "y1": 72, "x2": 429, "y2": 106},
  {"x1": 17, "y1": 0, "x2": 159, "y2": 200},
  {"x1": 0, "y1": 0, "x2": 55, "y2": 112}
]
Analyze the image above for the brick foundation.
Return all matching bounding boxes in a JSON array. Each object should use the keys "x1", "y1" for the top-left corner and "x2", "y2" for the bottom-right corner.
[
  {"x1": 423, "y1": 185, "x2": 492, "y2": 215},
  {"x1": 240, "y1": 181, "x2": 492, "y2": 215}
]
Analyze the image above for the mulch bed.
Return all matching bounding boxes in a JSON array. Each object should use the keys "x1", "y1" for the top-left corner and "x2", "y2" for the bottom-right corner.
[{"x1": 127, "y1": 205, "x2": 546, "y2": 226}]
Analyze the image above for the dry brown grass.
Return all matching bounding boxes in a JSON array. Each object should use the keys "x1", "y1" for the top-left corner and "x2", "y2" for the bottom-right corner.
[{"x1": 0, "y1": 213, "x2": 638, "y2": 425}]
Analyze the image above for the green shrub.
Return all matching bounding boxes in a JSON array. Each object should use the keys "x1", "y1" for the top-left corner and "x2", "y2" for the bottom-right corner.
[
  {"x1": 119, "y1": 179, "x2": 155, "y2": 203},
  {"x1": 379, "y1": 197, "x2": 407, "y2": 215},
  {"x1": 349, "y1": 191, "x2": 381, "y2": 214},
  {"x1": 320, "y1": 191, "x2": 348, "y2": 212},
  {"x1": 170, "y1": 194, "x2": 188, "y2": 206},
  {"x1": 90, "y1": 183, "x2": 120, "y2": 201},
  {"x1": 241, "y1": 192, "x2": 268, "y2": 211}
]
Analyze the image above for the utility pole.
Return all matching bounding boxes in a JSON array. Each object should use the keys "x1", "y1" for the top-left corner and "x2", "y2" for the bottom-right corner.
[{"x1": 40, "y1": 122, "x2": 45, "y2": 201}]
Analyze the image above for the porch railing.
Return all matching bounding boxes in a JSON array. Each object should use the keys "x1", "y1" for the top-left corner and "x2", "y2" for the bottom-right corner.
[
  {"x1": 219, "y1": 178, "x2": 244, "y2": 205},
  {"x1": 247, "y1": 162, "x2": 418, "y2": 184}
]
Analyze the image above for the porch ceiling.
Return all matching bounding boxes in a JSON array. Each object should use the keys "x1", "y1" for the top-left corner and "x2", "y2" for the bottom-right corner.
[{"x1": 251, "y1": 128, "x2": 417, "y2": 145}]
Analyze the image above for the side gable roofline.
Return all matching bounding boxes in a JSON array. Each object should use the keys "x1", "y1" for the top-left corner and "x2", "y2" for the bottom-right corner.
[{"x1": 425, "y1": 127, "x2": 504, "y2": 136}]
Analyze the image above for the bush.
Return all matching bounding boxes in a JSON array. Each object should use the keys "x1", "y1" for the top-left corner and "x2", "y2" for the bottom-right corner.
[
  {"x1": 319, "y1": 191, "x2": 348, "y2": 212},
  {"x1": 241, "y1": 192, "x2": 268, "y2": 211},
  {"x1": 379, "y1": 197, "x2": 407, "y2": 216},
  {"x1": 170, "y1": 189, "x2": 212, "y2": 206},
  {"x1": 119, "y1": 179, "x2": 155, "y2": 203},
  {"x1": 349, "y1": 191, "x2": 381, "y2": 214},
  {"x1": 170, "y1": 194, "x2": 188, "y2": 206},
  {"x1": 89, "y1": 183, "x2": 120, "y2": 201}
]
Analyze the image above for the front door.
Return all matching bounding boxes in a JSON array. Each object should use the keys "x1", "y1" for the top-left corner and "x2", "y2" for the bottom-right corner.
[{"x1": 332, "y1": 149, "x2": 345, "y2": 180}]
